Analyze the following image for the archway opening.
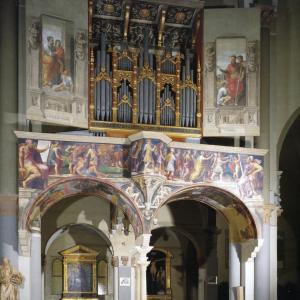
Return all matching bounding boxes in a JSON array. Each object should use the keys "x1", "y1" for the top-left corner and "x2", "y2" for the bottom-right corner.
[
  {"x1": 150, "y1": 185, "x2": 258, "y2": 300},
  {"x1": 38, "y1": 192, "x2": 138, "y2": 300},
  {"x1": 278, "y1": 114, "x2": 300, "y2": 299}
]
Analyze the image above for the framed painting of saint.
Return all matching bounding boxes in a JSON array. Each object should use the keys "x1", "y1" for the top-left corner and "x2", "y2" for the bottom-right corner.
[
  {"x1": 41, "y1": 15, "x2": 74, "y2": 92},
  {"x1": 216, "y1": 38, "x2": 247, "y2": 107}
]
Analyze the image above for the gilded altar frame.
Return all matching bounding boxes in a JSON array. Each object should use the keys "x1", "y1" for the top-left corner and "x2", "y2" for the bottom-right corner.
[
  {"x1": 60, "y1": 245, "x2": 99, "y2": 300},
  {"x1": 147, "y1": 248, "x2": 172, "y2": 300}
]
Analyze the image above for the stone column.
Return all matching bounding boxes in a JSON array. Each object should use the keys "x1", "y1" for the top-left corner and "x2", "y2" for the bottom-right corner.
[
  {"x1": 134, "y1": 234, "x2": 153, "y2": 300},
  {"x1": 198, "y1": 267, "x2": 206, "y2": 300},
  {"x1": 242, "y1": 259, "x2": 254, "y2": 300},
  {"x1": 255, "y1": 206, "x2": 271, "y2": 300},
  {"x1": 30, "y1": 226, "x2": 42, "y2": 300},
  {"x1": 229, "y1": 243, "x2": 241, "y2": 300},
  {"x1": 135, "y1": 261, "x2": 141, "y2": 300},
  {"x1": 112, "y1": 256, "x2": 119, "y2": 300}
]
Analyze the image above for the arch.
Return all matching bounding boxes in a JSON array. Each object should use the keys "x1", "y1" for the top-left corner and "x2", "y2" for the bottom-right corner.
[
  {"x1": 23, "y1": 176, "x2": 144, "y2": 237},
  {"x1": 44, "y1": 223, "x2": 113, "y2": 256},
  {"x1": 153, "y1": 184, "x2": 258, "y2": 244},
  {"x1": 151, "y1": 226, "x2": 202, "y2": 263},
  {"x1": 277, "y1": 107, "x2": 300, "y2": 159}
]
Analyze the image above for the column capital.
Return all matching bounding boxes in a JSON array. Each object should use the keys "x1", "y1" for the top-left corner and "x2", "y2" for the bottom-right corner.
[
  {"x1": 0, "y1": 194, "x2": 18, "y2": 216},
  {"x1": 112, "y1": 256, "x2": 119, "y2": 267},
  {"x1": 255, "y1": 203, "x2": 281, "y2": 225},
  {"x1": 258, "y1": 4, "x2": 277, "y2": 29}
]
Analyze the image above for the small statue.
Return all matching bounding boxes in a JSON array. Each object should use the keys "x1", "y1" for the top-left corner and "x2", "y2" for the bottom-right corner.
[{"x1": 0, "y1": 257, "x2": 23, "y2": 300}]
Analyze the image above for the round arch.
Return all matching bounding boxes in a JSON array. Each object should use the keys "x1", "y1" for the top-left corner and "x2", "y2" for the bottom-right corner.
[
  {"x1": 277, "y1": 107, "x2": 300, "y2": 160},
  {"x1": 153, "y1": 184, "x2": 258, "y2": 244},
  {"x1": 44, "y1": 223, "x2": 113, "y2": 256},
  {"x1": 23, "y1": 176, "x2": 144, "y2": 237}
]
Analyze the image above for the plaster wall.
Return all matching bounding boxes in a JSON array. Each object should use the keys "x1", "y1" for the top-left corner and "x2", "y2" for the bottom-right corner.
[
  {"x1": 41, "y1": 195, "x2": 111, "y2": 252},
  {"x1": 269, "y1": 0, "x2": 300, "y2": 192},
  {"x1": 44, "y1": 227, "x2": 111, "y2": 300}
]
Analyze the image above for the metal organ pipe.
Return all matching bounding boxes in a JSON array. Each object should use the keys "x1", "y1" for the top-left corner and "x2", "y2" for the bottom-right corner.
[{"x1": 96, "y1": 50, "x2": 101, "y2": 120}]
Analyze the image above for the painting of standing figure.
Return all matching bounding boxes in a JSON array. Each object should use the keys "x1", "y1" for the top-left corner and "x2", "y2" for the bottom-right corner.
[
  {"x1": 41, "y1": 15, "x2": 73, "y2": 92},
  {"x1": 216, "y1": 38, "x2": 247, "y2": 106}
]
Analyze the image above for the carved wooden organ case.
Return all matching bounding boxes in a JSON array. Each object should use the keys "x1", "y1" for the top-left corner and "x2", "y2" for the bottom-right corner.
[{"x1": 88, "y1": 0, "x2": 204, "y2": 137}]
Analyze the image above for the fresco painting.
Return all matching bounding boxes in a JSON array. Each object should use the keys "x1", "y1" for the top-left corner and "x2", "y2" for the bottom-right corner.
[
  {"x1": 42, "y1": 15, "x2": 74, "y2": 93},
  {"x1": 216, "y1": 38, "x2": 247, "y2": 107},
  {"x1": 18, "y1": 137, "x2": 264, "y2": 200},
  {"x1": 131, "y1": 139, "x2": 263, "y2": 200},
  {"x1": 18, "y1": 139, "x2": 130, "y2": 189}
]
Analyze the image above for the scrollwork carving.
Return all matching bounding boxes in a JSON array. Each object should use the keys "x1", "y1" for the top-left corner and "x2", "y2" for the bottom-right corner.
[{"x1": 205, "y1": 42, "x2": 215, "y2": 72}]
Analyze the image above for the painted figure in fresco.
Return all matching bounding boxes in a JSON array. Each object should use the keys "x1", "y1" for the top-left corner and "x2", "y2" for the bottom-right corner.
[
  {"x1": 237, "y1": 155, "x2": 263, "y2": 198},
  {"x1": 165, "y1": 149, "x2": 176, "y2": 180},
  {"x1": 65, "y1": 144, "x2": 84, "y2": 175},
  {"x1": 48, "y1": 142, "x2": 64, "y2": 175},
  {"x1": 85, "y1": 144, "x2": 106, "y2": 177},
  {"x1": 42, "y1": 36, "x2": 66, "y2": 87},
  {"x1": 190, "y1": 151, "x2": 214, "y2": 182},
  {"x1": 232, "y1": 154, "x2": 242, "y2": 180},
  {"x1": 143, "y1": 140, "x2": 155, "y2": 172},
  {"x1": 218, "y1": 55, "x2": 245, "y2": 105},
  {"x1": 244, "y1": 156, "x2": 263, "y2": 195},
  {"x1": 131, "y1": 140, "x2": 144, "y2": 172},
  {"x1": 73, "y1": 155, "x2": 86, "y2": 176},
  {"x1": 182, "y1": 150, "x2": 194, "y2": 180},
  {"x1": 55, "y1": 39, "x2": 65, "y2": 74},
  {"x1": 210, "y1": 153, "x2": 230, "y2": 181},
  {"x1": 0, "y1": 257, "x2": 23, "y2": 300},
  {"x1": 42, "y1": 36, "x2": 57, "y2": 86},
  {"x1": 19, "y1": 139, "x2": 49, "y2": 188},
  {"x1": 216, "y1": 81, "x2": 232, "y2": 106},
  {"x1": 53, "y1": 70, "x2": 73, "y2": 92},
  {"x1": 153, "y1": 143, "x2": 165, "y2": 174}
]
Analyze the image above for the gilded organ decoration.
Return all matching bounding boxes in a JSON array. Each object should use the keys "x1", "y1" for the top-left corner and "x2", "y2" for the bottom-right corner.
[{"x1": 89, "y1": 0, "x2": 204, "y2": 137}]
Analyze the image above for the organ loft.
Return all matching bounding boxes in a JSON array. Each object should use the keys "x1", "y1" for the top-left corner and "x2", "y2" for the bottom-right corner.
[{"x1": 88, "y1": 0, "x2": 203, "y2": 137}]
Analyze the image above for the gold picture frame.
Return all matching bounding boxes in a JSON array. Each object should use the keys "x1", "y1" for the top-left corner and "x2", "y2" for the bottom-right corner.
[{"x1": 60, "y1": 245, "x2": 99, "y2": 300}]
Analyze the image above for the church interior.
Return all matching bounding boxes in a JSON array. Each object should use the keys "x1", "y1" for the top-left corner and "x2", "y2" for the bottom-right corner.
[{"x1": 0, "y1": 0, "x2": 300, "y2": 300}]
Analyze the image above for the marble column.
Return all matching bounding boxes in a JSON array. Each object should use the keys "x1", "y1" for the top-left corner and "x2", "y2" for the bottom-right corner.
[
  {"x1": 135, "y1": 261, "x2": 141, "y2": 300},
  {"x1": 242, "y1": 259, "x2": 254, "y2": 300},
  {"x1": 112, "y1": 256, "x2": 119, "y2": 300},
  {"x1": 134, "y1": 234, "x2": 152, "y2": 300},
  {"x1": 255, "y1": 222, "x2": 270, "y2": 300},
  {"x1": 229, "y1": 243, "x2": 241, "y2": 300},
  {"x1": 198, "y1": 267, "x2": 206, "y2": 300},
  {"x1": 30, "y1": 227, "x2": 42, "y2": 300},
  {"x1": 139, "y1": 262, "x2": 149, "y2": 300}
]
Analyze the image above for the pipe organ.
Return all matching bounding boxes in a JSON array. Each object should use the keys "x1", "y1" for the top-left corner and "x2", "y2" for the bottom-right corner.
[{"x1": 89, "y1": 0, "x2": 203, "y2": 137}]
